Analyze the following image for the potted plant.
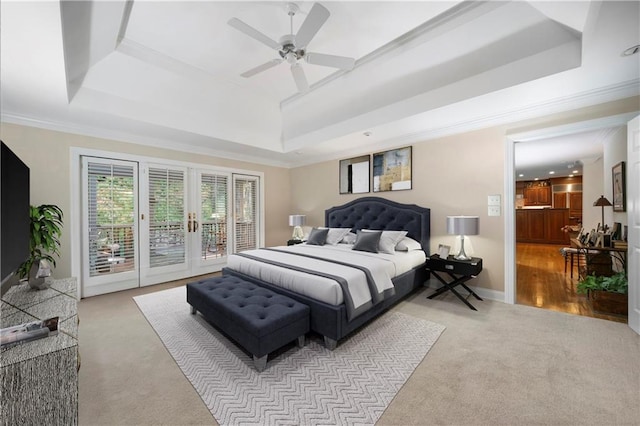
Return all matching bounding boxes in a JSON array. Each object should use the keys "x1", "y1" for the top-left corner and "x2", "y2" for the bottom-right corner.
[
  {"x1": 17, "y1": 204, "x2": 64, "y2": 289},
  {"x1": 577, "y1": 271, "x2": 628, "y2": 315}
]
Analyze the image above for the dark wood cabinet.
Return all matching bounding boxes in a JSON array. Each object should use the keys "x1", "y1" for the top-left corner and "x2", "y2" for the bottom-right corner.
[
  {"x1": 569, "y1": 192, "x2": 582, "y2": 224},
  {"x1": 554, "y1": 192, "x2": 567, "y2": 208},
  {"x1": 516, "y1": 209, "x2": 569, "y2": 244},
  {"x1": 523, "y1": 186, "x2": 551, "y2": 206}
]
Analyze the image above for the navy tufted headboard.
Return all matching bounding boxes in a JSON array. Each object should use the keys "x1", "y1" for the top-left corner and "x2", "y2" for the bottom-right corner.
[{"x1": 325, "y1": 197, "x2": 430, "y2": 254}]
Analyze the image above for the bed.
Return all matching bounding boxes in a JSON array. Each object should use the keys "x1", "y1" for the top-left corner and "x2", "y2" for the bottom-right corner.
[{"x1": 223, "y1": 196, "x2": 430, "y2": 349}]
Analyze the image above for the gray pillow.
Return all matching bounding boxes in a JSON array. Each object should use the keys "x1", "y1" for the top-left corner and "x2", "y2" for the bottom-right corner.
[
  {"x1": 352, "y1": 230, "x2": 382, "y2": 253},
  {"x1": 362, "y1": 229, "x2": 408, "y2": 254},
  {"x1": 306, "y1": 227, "x2": 329, "y2": 245}
]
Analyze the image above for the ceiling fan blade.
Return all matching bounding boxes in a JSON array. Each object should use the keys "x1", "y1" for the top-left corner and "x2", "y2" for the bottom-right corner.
[
  {"x1": 294, "y1": 3, "x2": 330, "y2": 49},
  {"x1": 305, "y1": 52, "x2": 355, "y2": 70},
  {"x1": 290, "y1": 63, "x2": 309, "y2": 92},
  {"x1": 228, "y1": 17, "x2": 280, "y2": 50},
  {"x1": 240, "y1": 59, "x2": 283, "y2": 78}
]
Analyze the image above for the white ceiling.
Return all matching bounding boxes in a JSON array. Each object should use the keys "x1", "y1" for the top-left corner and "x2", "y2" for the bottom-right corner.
[{"x1": 1, "y1": 1, "x2": 639, "y2": 169}]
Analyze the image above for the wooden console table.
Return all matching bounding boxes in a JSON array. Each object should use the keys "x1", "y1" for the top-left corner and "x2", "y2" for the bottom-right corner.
[
  {"x1": 1, "y1": 277, "x2": 78, "y2": 425},
  {"x1": 570, "y1": 238, "x2": 627, "y2": 278}
]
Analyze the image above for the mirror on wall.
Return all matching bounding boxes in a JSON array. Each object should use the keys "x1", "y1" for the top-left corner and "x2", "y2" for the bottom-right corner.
[{"x1": 339, "y1": 155, "x2": 370, "y2": 194}]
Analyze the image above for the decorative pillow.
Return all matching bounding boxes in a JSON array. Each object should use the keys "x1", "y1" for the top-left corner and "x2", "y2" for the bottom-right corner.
[
  {"x1": 340, "y1": 232, "x2": 357, "y2": 244},
  {"x1": 395, "y1": 236, "x2": 422, "y2": 251},
  {"x1": 362, "y1": 229, "x2": 407, "y2": 254},
  {"x1": 306, "y1": 227, "x2": 329, "y2": 246},
  {"x1": 318, "y1": 227, "x2": 352, "y2": 245},
  {"x1": 352, "y1": 230, "x2": 382, "y2": 253}
]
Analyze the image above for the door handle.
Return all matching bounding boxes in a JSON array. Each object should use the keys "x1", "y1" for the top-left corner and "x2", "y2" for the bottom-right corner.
[
  {"x1": 187, "y1": 213, "x2": 192, "y2": 233},
  {"x1": 193, "y1": 212, "x2": 199, "y2": 233}
]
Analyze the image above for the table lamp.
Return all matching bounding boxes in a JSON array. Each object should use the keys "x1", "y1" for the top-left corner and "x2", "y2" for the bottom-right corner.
[
  {"x1": 593, "y1": 195, "x2": 612, "y2": 230},
  {"x1": 446, "y1": 216, "x2": 479, "y2": 260},
  {"x1": 289, "y1": 214, "x2": 306, "y2": 241}
]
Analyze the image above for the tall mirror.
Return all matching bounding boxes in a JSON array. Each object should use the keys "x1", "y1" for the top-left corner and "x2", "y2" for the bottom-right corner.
[{"x1": 339, "y1": 155, "x2": 370, "y2": 194}]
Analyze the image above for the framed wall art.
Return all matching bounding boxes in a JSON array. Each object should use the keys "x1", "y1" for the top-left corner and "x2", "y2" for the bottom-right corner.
[
  {"x1": 339, "y1": 155, "x2": 370, "y2": 194},
  {"x1": 372, "y1": 146, "x2": 412, "y2": 192},
  {"x1": 612, "y1": 161, "x2": 625, "y2": 212}
]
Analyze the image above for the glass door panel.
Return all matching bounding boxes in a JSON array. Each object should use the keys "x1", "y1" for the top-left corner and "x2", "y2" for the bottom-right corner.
[
  {"x1": 233, "y1": 174, "x2": 260, "y2": 252},
  {"x1": 140, "y1": 164, "x2": 189, "y2": 286},
  {"x1": 82, "y1": 157, "x2": 138, "y2": 296}
]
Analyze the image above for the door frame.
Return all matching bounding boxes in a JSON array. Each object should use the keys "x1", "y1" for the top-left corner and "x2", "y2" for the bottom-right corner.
[
  {"x1": 504, "y1": 112, "x2": 638, "y2": 305},
  {"x1": 70, "y1": 147, "x2": 265, "y2": 298}
]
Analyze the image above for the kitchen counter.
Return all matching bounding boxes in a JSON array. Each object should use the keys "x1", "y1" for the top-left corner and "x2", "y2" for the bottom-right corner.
[{"x1": 516, "y1": 208, "x2": 570, "y2": 244}]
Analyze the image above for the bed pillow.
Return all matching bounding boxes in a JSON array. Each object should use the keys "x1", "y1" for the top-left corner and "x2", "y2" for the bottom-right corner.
[
  {"x1": 362, "y1": 229, "x2": 407, "y2": 254},
  {"x1": 306, "y1": 227, "x2": 330, "y2": 246},
  {"x1": 352, "y1": 230, "x2": 382, "y2": 253},
  {"x1": 395, "y1": 236, "x2": 422, "y2": 251},
  {"x1": 317, "y1": 227, "x2": 352, "y2": 245},
  {"x1": 340, "y1": 231, "x2": 357, "y2": 244}
]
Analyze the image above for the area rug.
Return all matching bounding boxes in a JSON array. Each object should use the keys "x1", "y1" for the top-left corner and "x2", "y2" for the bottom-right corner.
[{"x1": 134, "y1": 286, "x2": 445, "y2": 426}]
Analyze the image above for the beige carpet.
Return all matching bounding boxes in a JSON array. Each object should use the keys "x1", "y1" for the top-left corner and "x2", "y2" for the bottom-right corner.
[
  {"x1": 134, "y1": 286, "x2": 445, "y2": 425},
  {"x1": 79, "y1": 279, "x2": 640, "y2": 425}
]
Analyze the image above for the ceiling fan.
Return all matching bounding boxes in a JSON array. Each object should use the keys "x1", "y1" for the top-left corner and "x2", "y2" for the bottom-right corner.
[{"x1": 228, "y1": 2, "x2": 356, "y2": 93}]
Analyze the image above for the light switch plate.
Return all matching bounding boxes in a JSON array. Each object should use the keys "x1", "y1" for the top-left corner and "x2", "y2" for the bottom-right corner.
[
  {"x1": 488, "y1": 194, "x2": 501, "y2": 206},
  {"x1": 488, "y1": 206, "x2": 501, "y2": 216}
]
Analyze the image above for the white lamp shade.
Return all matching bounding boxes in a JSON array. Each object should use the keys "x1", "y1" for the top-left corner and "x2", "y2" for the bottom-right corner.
[
  {"x1": 446, "y1": 216, "x2": 479, "y2": 236},
  {"x1": 289, "y1": 214, "x2": 306, "y2": 227}
]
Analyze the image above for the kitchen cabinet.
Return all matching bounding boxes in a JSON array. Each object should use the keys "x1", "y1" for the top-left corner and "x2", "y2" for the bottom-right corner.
[{"x1": 524, "y1": 186, "x2": 552, "y2": 206}]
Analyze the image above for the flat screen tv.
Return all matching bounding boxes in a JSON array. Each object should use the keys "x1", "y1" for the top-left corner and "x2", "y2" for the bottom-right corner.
[{"x1": 1, "y1": 141, "x2": 30, "y2": 295}]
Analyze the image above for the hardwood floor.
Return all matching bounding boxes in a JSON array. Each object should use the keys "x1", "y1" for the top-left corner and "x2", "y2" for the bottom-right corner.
[{"x1": 516, "y1": 243, "x2": 626, "y2": 323}]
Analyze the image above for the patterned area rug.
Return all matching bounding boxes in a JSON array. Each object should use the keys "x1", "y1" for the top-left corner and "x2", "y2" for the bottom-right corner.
[{"x1": 134, "y1": 286, "x2": 445, "y2": 426}]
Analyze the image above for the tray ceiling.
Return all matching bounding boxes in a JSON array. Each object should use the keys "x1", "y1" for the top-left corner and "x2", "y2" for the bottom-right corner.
[{"x1": 1, "y1": 1, "x2": 639, "y2": 168}]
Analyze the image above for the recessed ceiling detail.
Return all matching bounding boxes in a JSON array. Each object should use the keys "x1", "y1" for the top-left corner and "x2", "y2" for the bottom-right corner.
[{"x1": 1, "y1": 1, "x2": 638, "y2": 168}]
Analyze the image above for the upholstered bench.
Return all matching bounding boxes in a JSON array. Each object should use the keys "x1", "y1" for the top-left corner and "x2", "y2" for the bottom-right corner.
[{"x1": 186, "y1": 275, "x2": 310, "y2": 372}]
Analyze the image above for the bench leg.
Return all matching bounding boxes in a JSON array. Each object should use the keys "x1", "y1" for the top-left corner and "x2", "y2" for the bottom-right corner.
[
  {"x1": 324, "y1": 336, "x2": 337, "y2": 351},
  {"x1": 297, "y1": 335, "x2": 305, "y2": 348},
  {"x1": 190, "y1": 306, "x2": 197, "y2": 315},
  {"x1": 253, "y1": 355, "x2": 267, "y2": 372}
]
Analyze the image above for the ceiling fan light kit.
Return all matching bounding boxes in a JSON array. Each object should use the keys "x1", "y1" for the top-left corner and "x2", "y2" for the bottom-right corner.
[{"x1": 228, "y1": 2, "x2": 355, "y2": 93}]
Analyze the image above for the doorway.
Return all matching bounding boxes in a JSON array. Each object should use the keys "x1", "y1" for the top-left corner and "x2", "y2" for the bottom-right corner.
[{"x1": 505, "y1": 113, "x2": 637, "y2": 321}]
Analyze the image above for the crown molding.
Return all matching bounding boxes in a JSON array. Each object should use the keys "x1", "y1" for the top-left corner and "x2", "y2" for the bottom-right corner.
[
  {"x1": 289, "y1": 79, "x2": 640, "y2": 167},
  {"x1": 0, "y1": 112, "x2": 292, "y2": 169},
  {"x1": 2, "y1": 78, "x2": 638, "y2": 170}
]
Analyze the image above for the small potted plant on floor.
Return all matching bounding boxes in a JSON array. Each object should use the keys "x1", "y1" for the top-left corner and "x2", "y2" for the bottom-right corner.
[
  {"x1": 17, "y1": 204, "x2": 64, "y2": 289},
  {"x1": 577, "y1": 271, "x2": 628, "y2": 315}
]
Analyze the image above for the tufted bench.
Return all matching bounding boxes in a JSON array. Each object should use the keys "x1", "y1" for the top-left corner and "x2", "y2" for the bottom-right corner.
[{"x1": 186, "y1": 275, "x2": 310, "y2": 372}]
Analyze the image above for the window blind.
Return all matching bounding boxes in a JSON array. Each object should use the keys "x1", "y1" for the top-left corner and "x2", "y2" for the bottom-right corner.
[
  {"x1": 234, "y1": 175, "x2": 259, "y2": 252},
  {"x1": 86, "y1": 162, "x2": 136, "y2": 276},
  {"x1": 200, "y1": 173, "x2": 228, "y2": 259},
  {"x1": 148, "y1": 167, "x2": 185, "y2": 268}
]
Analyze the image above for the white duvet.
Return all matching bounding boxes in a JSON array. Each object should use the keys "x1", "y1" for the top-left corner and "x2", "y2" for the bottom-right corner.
[{"x1": 225, "y1": 244, "x2": 426, "y2": 318}]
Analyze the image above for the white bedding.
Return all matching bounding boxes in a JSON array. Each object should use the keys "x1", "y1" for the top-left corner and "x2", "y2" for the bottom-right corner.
[{"x1": 225, "y1": 244, "x2": 426, "y2": 314}]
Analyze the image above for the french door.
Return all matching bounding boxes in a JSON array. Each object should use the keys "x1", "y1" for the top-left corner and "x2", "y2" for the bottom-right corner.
[
  {"x1": 82, "y1": 157, "x2": 139, "y2": 296},
  {"x1": 81, "y1": 156, "x2": 260, "y2": 296}
]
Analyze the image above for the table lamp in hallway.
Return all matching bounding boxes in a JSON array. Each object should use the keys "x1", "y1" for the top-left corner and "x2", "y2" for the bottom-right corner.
[{"x1": 593, "y1": 195, "x2": 612, "y2": 230}]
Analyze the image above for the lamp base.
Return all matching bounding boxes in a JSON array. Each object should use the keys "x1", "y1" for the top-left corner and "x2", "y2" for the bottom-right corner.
[
  {"x1": 453, "y1": 253, "x2": 473, "y2": 261},
  {"x1": 453, "y1": 236, "x2": 472, "y2": 260},
  {"x1": 291, "y1": 226, "x2": 304, "y2": 241}
]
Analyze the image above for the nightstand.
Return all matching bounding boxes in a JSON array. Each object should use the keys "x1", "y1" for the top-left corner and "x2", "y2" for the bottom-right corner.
[
  {"x1": 425, "y1": 255, "x2": 483, "y2": 310},
  {"x1": 287, "y1": 239, "x2": 304, "y2": 246}
]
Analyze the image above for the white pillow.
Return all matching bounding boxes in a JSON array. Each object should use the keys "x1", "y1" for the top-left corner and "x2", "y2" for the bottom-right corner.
[
  {"x1": 362, "y1": 229, "x2": 407, "y2": 254},
  {"x1": 340, "y1": 232, "x2": 357, "y2": 244},
  {"x1": 395, "y1": 236, "x2": 422, "y2": 251},
  {"x1": 318, "y1": 227, "x2": 352, "y2": 245}
]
